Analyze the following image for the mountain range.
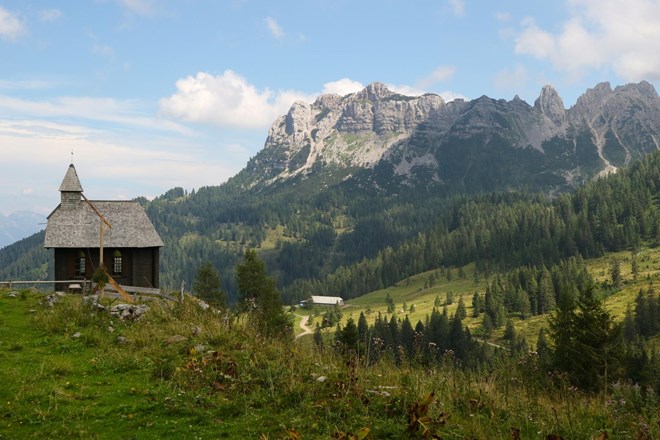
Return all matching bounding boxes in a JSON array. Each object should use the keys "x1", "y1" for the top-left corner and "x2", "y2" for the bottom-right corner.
[
  {"x1": 0, "y1": 211, "x2": 45, "y2": 250},
  {"x1": 1, "y1": 81, "x2": 659, "y2": 300},
  {"x1": 234, "y1": 80, "x2": 659, "y2": 194}
]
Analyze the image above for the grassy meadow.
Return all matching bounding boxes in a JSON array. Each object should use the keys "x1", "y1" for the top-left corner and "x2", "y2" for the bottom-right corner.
[
  {"x1": 296, "y1": 246, "x2": 660, "y2": 349},
  {"x1": 1, "y1": 246, "x2": 659, "y2": 438}
]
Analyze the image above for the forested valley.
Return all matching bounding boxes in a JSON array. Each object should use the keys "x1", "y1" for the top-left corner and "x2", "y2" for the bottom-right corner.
[{"x1": 2, "y1": 150, "x2": 660, "y2": 309}]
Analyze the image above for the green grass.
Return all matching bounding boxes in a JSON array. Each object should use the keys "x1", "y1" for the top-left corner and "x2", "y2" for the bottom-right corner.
[
  {"x1": 3, "y1": 244, "x2": 660, "y2": 439},
  {"x1": 305, "y1": 246, "x2": 660, "y2": 349},
  {"x1": 1, "y1": 290, "x2": 658, "y2": 438}
]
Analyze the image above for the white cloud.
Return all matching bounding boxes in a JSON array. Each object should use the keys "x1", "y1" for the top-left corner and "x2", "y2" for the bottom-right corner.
[
  {"x1": 265, "y1": 17, "x2": 285, "y2": 39},
  {"x1": 514, "y1": 0, "x2": 660, "y2": 81},
  {"x1": 159, "y1": 70, "x2": 314, "y2": 129},
  {"x1": 448, "y1": 0, "x2": 465, "y2": 16},
  {"x1": 39, "y1": 9, "x2": 63, "y2": 22},
  {"x1": 0, "y1": 94, "x2": 192, "y2": 135},
  {"x1": 322, "y1": 78, "x2": 466, "y2": 102},
  {"x1": 160, "y1": 70, "x2": 470, "y2": 131},
  {"x1": 438, "y1": 91, "x2": 468, "y2": 102},
  {"x1": 0, "y1": 6, "x2": 26, "y2": 41},
  {"x1": 321, "y1": 78, "x2": 364, "y2": 96},
  {"x1": 417, "y1": 66, "x2": 456, "y2": 89},
  {"x1": 514, "y1": 18, "x2": 555, "y2": 59}
]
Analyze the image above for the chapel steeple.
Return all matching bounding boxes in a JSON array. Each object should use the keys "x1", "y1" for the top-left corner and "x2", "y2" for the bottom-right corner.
[{"x1": 59, "y1": 164, "x2": 83, "y2": 210}]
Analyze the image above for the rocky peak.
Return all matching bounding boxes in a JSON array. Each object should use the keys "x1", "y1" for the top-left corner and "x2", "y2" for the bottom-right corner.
[
  {"x1": 572, "y1": 82, "x2": 613, "y2": 119},
  {"x1": 613, "y1": 81, "x2": 659, "y2": 100},
  {"x1": 313, "y1": 93, "x2": 343, "y2": 109},
  {"x1": 284, "y1": 101, "x2": 312, "y2": 140},
  {"x1": 534, "y1": 85, "x2": 565, "y2": 127},
  {"x1": 356, "y1": 82, "x2": 395, "y2": 101}
]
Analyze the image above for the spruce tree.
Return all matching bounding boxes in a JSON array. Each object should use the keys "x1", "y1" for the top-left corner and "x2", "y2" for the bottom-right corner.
[
  {"x1": 471, "y1": 292, "x2": 481, "y2": 317},
  {"x1": 236, "y1": 249, "x2": 292, "y2": 338},
  {"x1": 549, "y1": 282, "x2": 619, "y2": 391},
  {"x1": 192, "y1": 261, "x2": 226, "y2": 307},
  {"x1": 456, "y1": 296, "x2": 467, "y2": 320}
]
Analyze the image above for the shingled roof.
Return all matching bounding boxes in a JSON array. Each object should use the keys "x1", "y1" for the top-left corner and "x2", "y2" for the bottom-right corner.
[
  {"x1": 59, "y1": 164, "x2": 83, "y2": 192},
  {"x1": 44, "y1": 200, "x2": 163, "y2": 248}
]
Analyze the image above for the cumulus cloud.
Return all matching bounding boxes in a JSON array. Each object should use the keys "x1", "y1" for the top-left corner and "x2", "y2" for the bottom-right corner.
[
  {"x1": 0, "y1": 6, "x2": 26, "y2": 40},
  {"x1": 514, "y1": 0, "x2": 660, "y2": 81},
  {"x1": 159, "y1": 70, "x2": 315, "y2": 129},
  {"x1": 265, "y1": 17, "x2": 285, "y2": 39},
  {"x1": 160, "y1": 69, "x2": 471, "y2": 130},
  {"x1": 321, "y1": 78, "x2": 364, "y2": 96}
]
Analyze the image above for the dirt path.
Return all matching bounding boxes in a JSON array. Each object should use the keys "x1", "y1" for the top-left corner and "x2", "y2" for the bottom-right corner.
[{"x1": 295, "y1": 315, "x2": 313, "y2": 340}]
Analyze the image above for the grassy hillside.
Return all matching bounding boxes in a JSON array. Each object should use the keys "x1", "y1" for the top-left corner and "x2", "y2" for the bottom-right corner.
[
  {"x1": 2, "y1": 289, "x2": 658, "y2": 439},
  {"x1": 297, "y1": 246, "x2": 660, "y2": 349}
]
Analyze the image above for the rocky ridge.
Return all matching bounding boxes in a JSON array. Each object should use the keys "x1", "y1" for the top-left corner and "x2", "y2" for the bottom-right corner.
[{"x1": 242, "y1": 81, "x2": 660, "y2": 192}]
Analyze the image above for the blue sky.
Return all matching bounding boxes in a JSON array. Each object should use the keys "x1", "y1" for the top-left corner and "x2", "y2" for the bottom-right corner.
[{"x1": 0, "y1": 0, "x2": 659, "y2": 216}]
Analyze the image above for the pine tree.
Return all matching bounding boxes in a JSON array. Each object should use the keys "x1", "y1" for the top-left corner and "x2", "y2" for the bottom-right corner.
[
  {"x1": 610, "y1": 258, "x2": 622, "y2": 289},
  {"x1": 456, "y1": 296, "x2": 467, "y2": 320},
  {"x1": 357, "y1": 312, "x2": 369, "y2": 346},
  {"x1": 503, "y1": 319, "x2": 516, "y2": 353},
  {"x1": 400, "y1": 316, "x2": 415, "y2": 359},
  {"x1": 339, "y1": 317, "x2": 359, "y2": 354},
  {"x1": 192, "y1": 261, "x2": 226, "y2": 307},
  {"x1": 631, "y1": 253, "x2": 639, "y2": 279},
  {"x1": 236, "y1": 249, "x2": 292, "y2": 338},
  {"x1": 471, "y1": 292, "x2": 481, "y2": 318},
  {"x1": 549, "y1": 282, "x2": 619, "y2": 391},
  {"x1": 622, "y1": 304, "x2": 637, "y2": 342}
]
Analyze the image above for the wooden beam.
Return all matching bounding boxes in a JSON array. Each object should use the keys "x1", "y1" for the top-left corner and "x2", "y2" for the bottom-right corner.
[{"x1": 81, "y1": 193, "x2": 112, "y2": 228}]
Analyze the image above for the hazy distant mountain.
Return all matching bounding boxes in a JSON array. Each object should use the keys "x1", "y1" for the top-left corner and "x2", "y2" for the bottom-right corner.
[{"x1": 0, "y1": 211, "x2": 45, "y2": 249}]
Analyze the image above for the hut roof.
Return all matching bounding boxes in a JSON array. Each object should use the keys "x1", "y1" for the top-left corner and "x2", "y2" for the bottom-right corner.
[
  {"x1": 59, "y1": 164, "x2": 83, "y2": 192},
  {"x1": 44, "y1": 200, "x2": 163, "y2": 248},
  {"x1": 310, "y1": 295, "x2": 344, "y2": 305}
]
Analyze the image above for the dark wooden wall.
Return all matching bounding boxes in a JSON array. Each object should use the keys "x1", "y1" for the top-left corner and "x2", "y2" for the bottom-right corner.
[{"x1": 53, "y1": 247, "x2": 160, "y2": 290}]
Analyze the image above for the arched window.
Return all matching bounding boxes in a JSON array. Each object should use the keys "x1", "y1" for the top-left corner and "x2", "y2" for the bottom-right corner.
[
  {"x1": 113, "y1": 250, "x2": 123, "y2": 275},
  {"x1": 75, "y1": 250, "x2": 86, "y2": 276}
]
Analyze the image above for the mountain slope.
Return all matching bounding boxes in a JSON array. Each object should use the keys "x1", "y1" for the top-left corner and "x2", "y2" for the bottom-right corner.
[
  {"x1": 0, "y1": 211, "x2": 45, "y2": 249},
  {"x1": 1, "y1": 82, "x2": 658, "y2": 300}
]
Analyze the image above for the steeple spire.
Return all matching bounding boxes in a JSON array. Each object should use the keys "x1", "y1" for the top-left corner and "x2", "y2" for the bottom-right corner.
[
  {"x1": 59, "y1": 163, "x2": 83, "y2": 192},
  {"x1": 59, "y1": 163, "x2": 83, "y2": 210}
]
